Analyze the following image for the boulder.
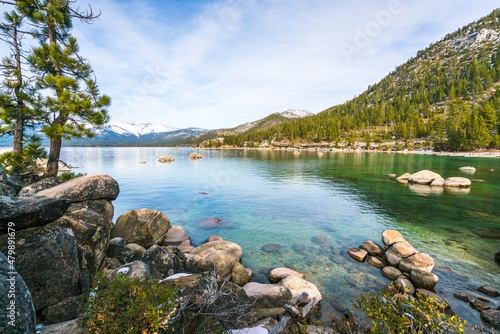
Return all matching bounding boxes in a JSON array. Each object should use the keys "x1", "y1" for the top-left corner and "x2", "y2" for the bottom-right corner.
[
  {"x1": 38, "y1": 319, "x2": 87, "y2": 334},
  {"x1": 470, "y1": 299, "x2": 490, "y2": 312},
  {"x1": 407, "y1": 170, "x2": 442, "y2": 185},
  {"x1": 0, "y1": 182, "x2": 16, "y2": 196},
  {"x1": 394, "y1": 277, "x2": 415, "y2": 294},
  {"x1": 188, "y1": 152, "x2": 203, "y2": 160},
  {"x1": 416, "y1": 289, "x2": 449, "y2": 309},
  {"x1": 478, "y1": 285, "x2": 500, "y2": 297},
  {"x1": 158, "y1": 155, "x2": 174, "y2": 163},
  {"x1": 385, "y1": 242, "x2": 418, "y2": 267},
  {"x1": 106, "y1": 237, "x2": 127, "y2": 258},
  {"x1": 459, "y1": 166, "x2": 476, "y2": 172},
  {"x1": 246, "y1": 268, "x2": 255, "y2": 280},
  {"x1": 381, "y1": 266, "x2": 403, "y2": 281},
  {"x1": 410, "y1": 269, "x2": 439, "y2": 290},
  {"x1": 381, "y1": 230, "x2": 406, "y2": 249},
  {"x1": 0, "y1": 196, "x2": 71, "y2": 234},
  {"x1": 141, "y1": 245, "x2": 178, "y2": 279},
  {"x1": 359, "y1": 240, "x2": 385, "y2": 257},
  {"x1": 480, "y1": 310, "x2": 500, "y2": 329},
  {"x1": 243, "y1": 282, "x2": 293, "y2": 308},
  {"x1": 399, "y1": 253, "x2": 434, "y2": 273},
  {"x1": 231, "y1": 262, "x2": 251, "y2": 287},
  {"x1": 454, "y1": 292, "x2": 469, "y2": 302},
  {"x1": 443, "y1": 177, "x2": 471, "y2": 187},
  {"x1": 40, "y1": 295, "x2": 82, "y2": 324},
  {"x1": 495, "y1": 249, "x2": 500, "y2": 263},
  {"x1": 112, "y1": 209, "x2": 170, "y2": 248},
  {"x1": 205, "y1": 235, "x2": 225, "y2": 243},
  {"x1": 0, "y1": 251, "x2": 36, "y2": 334},
  {"x1": 120, "y1": 243, "x2": 146, "y2": 262},
  {"x1": 183, "y1": 253, "x2": 212, "y2": 274},
  {"x1": 396, "y1": 173, "x2": 411, "y2": 183},
  {"x1": 280, "y1": 276, "x2": 322, "y2": 303},
  {"x1": 18, "y1": 177, "x2": 59, "y2": 197},
  {"x1": 346, "y1": 247, "x2": 368, "y2": 262},
  {"x1": 430, "y1": 179, "x2": 444, "y2": 186},
  {"x1": 177, "y1": 239, "x2": 195, "y2": 253},
  {"x1": 35, "y1": 174, "x2": 119, "y2": 202},
  {"x1": 158, "y1": 225, "x2": 190, "y2": 246},
  {"x1": 268, "y1": 268, "x2": 306, "y2": 284},
  {"x1": 189, "y1": 241, "x2": 243, "y2": 279},
  {"x1": 367, "y1": 256, "x2": 386, "y2": 269},
  {"x1": 64, "y1": 200, "x2": 114, "y2": 230},
  {"x1": 106, "y1": 261, "x2": 150, "y2": 280},
  {"x1": 0, "y1": 224, "x2": 80, "y2": 311}
]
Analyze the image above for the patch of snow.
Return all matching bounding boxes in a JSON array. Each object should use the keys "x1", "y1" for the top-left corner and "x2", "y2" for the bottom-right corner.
[
  {"x1": 93, "y1": 121, "x2": 179, "y2": 137},
  {"x1": 280, "y1": 109, "x2": 314, "y2": 118},
  {"x1": 229, "y1": 325, "x2": 269, "y2": 334},
  {"x1": 160, "y1": 273, "x2": 192, "y2": 282},
  {"x1": 117, "y1": 267, "x2": 130, "y2": 274}
]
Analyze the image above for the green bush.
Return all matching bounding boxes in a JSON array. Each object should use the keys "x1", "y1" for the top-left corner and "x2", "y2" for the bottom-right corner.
[
  {"x1": 80, "y1": 274, "x2": 178, "y2": 334},
  {"x1": 333, "y1": 288, "x2": 466, "y2": 334},
  {"x1": 56, "y1": 172, "x2": 86, "y2": 182},
  {"x1": 0, "y1": 135, "x2": 46, "y2": 176}
]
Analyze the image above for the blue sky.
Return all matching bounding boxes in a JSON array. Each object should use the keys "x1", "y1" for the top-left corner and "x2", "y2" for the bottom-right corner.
[{"x1": 67, "y1": 0, "x2": 500, "y2": 129}]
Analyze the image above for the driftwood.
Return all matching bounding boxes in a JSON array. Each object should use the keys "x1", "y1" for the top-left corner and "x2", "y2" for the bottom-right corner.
[{"x1": 269, "y1": 292, "x2": 319, "y2": 334}]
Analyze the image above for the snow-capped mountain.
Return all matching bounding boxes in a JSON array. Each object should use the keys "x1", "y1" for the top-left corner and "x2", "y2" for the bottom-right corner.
[
  {"x1": 94, "y1": 121, "x2": 178, "y2": 137},
  {"x1": 279, "y1": 109, "x2": 314, "y2": 118}
]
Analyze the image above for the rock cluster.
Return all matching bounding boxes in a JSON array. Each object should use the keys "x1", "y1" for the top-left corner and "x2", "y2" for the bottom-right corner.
[
  {"x1": 188, "y1": 152, "x2": 203, "y2": 160},
  {"x1": 158, "y1": 155, "x2": 174, "y2": 163},
  {"x1": 348, "y1": 230, "x2": 439, "y2": 301},
  {"x1": 395, "y1": 169, "x2": 471, "y2": 188},
  {"x1": 0, "y1": 174, "x2": 120, "y2": 329}
]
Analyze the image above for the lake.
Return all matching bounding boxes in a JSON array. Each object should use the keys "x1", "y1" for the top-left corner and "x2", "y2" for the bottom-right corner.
[{"x1": 59, "y1": 147, "x2": 500, "y2": 327}]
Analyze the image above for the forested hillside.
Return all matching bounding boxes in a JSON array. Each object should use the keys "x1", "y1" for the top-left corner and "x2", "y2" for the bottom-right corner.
[{"x1": 210, "y1": 9, "x2": 500, "y2": 151}]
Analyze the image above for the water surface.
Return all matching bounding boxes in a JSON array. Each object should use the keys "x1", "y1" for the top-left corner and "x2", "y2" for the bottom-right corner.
[{"x1": 60, "y1": 147, "x2": 500, "y2": 327}]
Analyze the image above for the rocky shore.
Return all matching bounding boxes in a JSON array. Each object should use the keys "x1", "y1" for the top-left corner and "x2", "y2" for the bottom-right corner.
[{"x1": 1, "y1": 170, "x2": 499, "y2": 333}]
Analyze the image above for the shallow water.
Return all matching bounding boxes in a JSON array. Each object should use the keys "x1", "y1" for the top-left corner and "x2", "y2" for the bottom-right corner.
[{"x1": 59, "y1": 147, "x2": 500, "y2": 328}]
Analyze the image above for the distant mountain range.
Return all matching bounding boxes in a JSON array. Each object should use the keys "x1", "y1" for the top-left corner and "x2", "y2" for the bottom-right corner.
[{"x1": 0, "y1": 109, "x2": 313, "y2": 147}]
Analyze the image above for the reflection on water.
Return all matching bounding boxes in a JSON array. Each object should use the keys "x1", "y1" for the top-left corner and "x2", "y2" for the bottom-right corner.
[{"x1": 59, "y1": 147, "x2": 500, "y2": 328}]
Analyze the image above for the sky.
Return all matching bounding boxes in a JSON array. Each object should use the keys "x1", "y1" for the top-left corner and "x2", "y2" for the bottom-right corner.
[{"x1": 11, "y1": 1, "x2": 500, "y2": 129}]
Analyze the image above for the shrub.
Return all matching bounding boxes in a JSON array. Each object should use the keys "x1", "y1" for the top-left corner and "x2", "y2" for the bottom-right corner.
[
  {"x1": 0, "y1": 135, "x2": 46, "y2": 176},
  {"x1": 333, "y1": 288, "x2": 466, "y2": 334},
  {"x1": 80, "y1": 274, "x2": 178, "y2": 334},
  {"x1": 56, "y1": 172, "x2": 86, "y2": 182}
]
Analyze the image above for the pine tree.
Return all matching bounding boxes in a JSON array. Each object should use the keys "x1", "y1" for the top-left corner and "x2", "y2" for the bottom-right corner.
[
  {"x1": 22, "y1": 0, "x2": 110, "y2": 175},
  {"x1": 0, "y1": 9, "x2": 38, "y2": 155}
]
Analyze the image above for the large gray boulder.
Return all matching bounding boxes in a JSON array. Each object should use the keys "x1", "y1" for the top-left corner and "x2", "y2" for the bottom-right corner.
[
  {"x1": 0, "y1": 196, "x2": 71, "y2": 234},
  {"x1": 106, "y1": 261, "x2": 151, "y2": 280},
  {"x1": 112, "y1": 209, "x2": 170, "y2": 248},
  {"x1": 243, "y1": 282, "x2": 292, "y2": 308},
  {"x1": 141, "y1": 245, "x2": 179, "y2": 279},
  {"x1": 38, "y1": 319, "x2": 86, "y2": 334},
  {"x1": 0, "y1": 224, "x2": 80, "y2": 312},
  {"x1": 35, "y1": 174, "x2": 119, "y2": 202},
  {"x1": 189, "y1": 240, "x2": 243, "y2": 279},
  {"x1": 0, "y1": 251, "x2": 36, "y2": 334},
  {"x1": 158, "y1": 225, "x2": 190, "y2": 246},
  {"x1": 40, "y1": 295, "x2": 82, "y2": 324},
  {"x1": 18, "y1": 177, "x2": 59, "y2": 197}
]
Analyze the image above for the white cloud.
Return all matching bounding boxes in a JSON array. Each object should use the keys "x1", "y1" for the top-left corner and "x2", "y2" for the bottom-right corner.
[{"x1": 37, "y1": 0, "x2": 500, "y2": 128}]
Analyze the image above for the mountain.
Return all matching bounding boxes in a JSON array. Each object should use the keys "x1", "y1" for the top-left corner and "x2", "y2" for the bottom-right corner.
[
  {"x1": 204, "y1": 9, "x2": 500, "y2": 151},
  {"x1": 183, "y1": 109, "x2": 314, "y2": 146},
  {"x1": 0, "y1": 121, "x2": 208, "y2": 147}
]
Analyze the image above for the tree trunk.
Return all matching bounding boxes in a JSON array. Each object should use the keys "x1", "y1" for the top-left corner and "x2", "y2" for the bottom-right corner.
[
  {"x1": 12, "y1": 21, "x2": 24, "y2": 154},
  {"x1": 12, "y1": 114, "x2": 23, "y2": 154},
  {"x1": 47, "y1": 137, "x2": 61, "y2": 176}
]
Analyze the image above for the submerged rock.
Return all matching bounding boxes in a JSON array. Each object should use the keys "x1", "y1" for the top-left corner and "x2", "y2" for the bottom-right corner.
[
  {"x1": 478, "y1": 285, "x2": 500, "y2": 297},
  {"x1": 311, "y1": 236, "x2": 330, "y2": 246},
  {"x1": 470, "y1": 299, "x2": 490, "y2": 312},
  {"x1": 454, "y1": 292, "x2": 469, "y2": 302},
  {"x1": 262, "y1": 243, "x2": 282, "y2": 253},
  {"x1": 112, "y1": 209, "x2": 170, "y2": 248}
]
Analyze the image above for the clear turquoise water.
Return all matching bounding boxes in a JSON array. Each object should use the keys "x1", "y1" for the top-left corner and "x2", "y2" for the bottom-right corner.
[{"x1": 59, "y1": 147, "x2": 500, "y2": 327}]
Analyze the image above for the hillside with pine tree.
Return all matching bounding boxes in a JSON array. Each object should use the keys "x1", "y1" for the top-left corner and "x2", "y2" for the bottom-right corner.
[{"x1": 197, "y1": 9, "x2": 500, "y2": 151}]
